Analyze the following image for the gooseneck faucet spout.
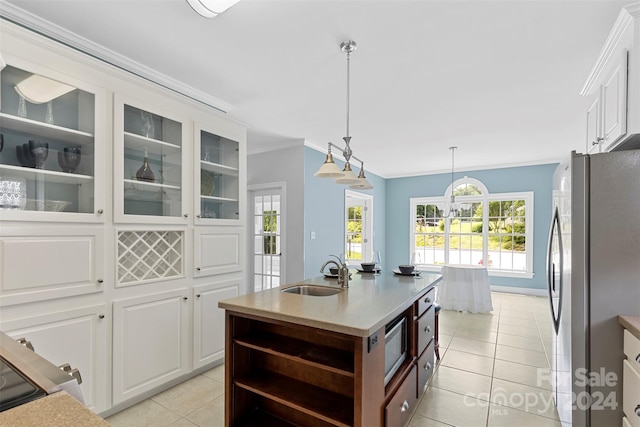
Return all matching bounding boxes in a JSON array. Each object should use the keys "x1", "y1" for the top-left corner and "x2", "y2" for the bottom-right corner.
[{"x1": 320, "y1": 255, "x2": 350, "y2": 288}]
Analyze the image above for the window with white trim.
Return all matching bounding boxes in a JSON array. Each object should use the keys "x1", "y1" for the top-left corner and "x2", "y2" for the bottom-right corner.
[{"x1": 411, "y1": 178, "x2": 533, "y2": 277}]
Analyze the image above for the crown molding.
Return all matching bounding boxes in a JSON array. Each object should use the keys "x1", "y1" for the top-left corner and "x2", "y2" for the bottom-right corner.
[
  {"x1": 580, "y1": 3, "x2": 638, "y2": 96},
  {"x1": 0, "y1": 0, "x2": 232, "y2": 113}
]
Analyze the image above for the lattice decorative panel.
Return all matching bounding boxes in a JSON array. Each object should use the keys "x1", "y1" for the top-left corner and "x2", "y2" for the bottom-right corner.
[{"x1": 117, "y1": 231, "x2": 183, "y2": 285}]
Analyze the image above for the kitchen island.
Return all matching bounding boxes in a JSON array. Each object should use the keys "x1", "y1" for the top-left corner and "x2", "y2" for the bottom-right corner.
[{"x1": 219, "y1": 271, "x2": 442, "y2": 427}]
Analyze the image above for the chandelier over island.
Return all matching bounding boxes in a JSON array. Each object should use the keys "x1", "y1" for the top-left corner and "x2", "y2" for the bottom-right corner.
[{"x1": 314, "y1": 40, "x2": 373, "y2": 190}]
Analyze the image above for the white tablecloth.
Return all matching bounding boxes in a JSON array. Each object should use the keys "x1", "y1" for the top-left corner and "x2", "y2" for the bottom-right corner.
[{"x1": 436, "y1": 265, "x2": 493, "y2": 313}]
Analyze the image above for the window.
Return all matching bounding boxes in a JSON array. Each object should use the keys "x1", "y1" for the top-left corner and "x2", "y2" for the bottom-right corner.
[
  {"x1": 411, "y1": 178, "x2": 533, "y2": 277},
  {"x1": 345, "y1": 190, "x2": 373, "y2": 264}
]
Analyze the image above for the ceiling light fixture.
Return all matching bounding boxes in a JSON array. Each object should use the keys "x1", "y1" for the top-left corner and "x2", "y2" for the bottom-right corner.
[
  {"x1": 439, "y1": 146, "x2": 470, "y2": 218},
  {"x1": 14, "y1": 74, "x2": 75, "y2": 104},
  {"x1": 186, "y1": 0, "x2": 240, "y2": 18},
  {"x1": 314, "y1": 40, "x2": 372, "y2": 190}
]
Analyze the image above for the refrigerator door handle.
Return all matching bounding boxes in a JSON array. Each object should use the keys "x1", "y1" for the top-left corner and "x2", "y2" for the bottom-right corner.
[{"x1": 547, "y1": 207, "x2": 563, "y2": 334}]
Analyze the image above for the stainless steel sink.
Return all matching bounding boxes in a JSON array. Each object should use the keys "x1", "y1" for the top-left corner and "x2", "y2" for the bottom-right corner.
[{"x1": 281, "y1": 285, "x2": 343, "y2": 296}]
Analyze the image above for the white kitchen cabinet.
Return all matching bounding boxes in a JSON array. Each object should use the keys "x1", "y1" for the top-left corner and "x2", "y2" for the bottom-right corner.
[
  {"x1": 0, "y1": 19, "x2": 246, "y2": 416},
  {"x1": 585, "y1": 94, "x2": 602, "y2": 154},
  {"x1": 0, "y1": 61, "x2": 106, "y2": 221},
  {"x1": 2, "y1": 304, "x2": 108, "y2": 413},
  {"x1": 623, "y1": 329, "x2": 640, "y2": 427},
  {"x1": 0, "y1": 225, "x2": 105, "y2": 306},
  {"x1": 112, "y1": 288, "x2": 190, "y2": 405},
  {"x1": 113, "y1": 93, "x2": 189, "y2": 224},
  {"x1": 193, "y1": 280, "x2": 240, "y2": 368},
  {"x1": 193, "y1": 226, "x2": 244, "y2": 277},
  {"x1": 193, "y1": 121, "x2": 245, "y2": 224},
  {"x1": 582, "y1": 3, "x2": 640, "y2": 152},
  {"x1": 583, "y1": 50, "x2": 627, "y2": 153}
]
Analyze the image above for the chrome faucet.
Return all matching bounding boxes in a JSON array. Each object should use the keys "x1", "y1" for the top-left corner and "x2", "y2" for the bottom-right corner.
[{"x1": 320, "y1": 255, "x2": 350, "y2": 288}]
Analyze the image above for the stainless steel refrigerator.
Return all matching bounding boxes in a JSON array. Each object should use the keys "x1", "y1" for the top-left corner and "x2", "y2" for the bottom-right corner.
[{"x1": 547, "y1": 149, "x2": 640, "y2": 427}]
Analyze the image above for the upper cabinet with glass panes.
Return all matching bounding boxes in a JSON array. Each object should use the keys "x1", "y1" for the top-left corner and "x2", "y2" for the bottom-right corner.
[
  {"x1": 0, "y1": 64, "x2": 104, "y2": 221},
  {"x1": 193, "y1": 122, "x2": 243, "y2": 223},
  {"x1": 113, "y1": 93, "x2": 188, "y2": 224}
]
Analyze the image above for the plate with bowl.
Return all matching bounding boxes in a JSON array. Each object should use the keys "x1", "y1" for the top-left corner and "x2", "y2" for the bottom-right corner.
[{"x1": 393, "y1": 265, "x2": 420, "y2": 276}]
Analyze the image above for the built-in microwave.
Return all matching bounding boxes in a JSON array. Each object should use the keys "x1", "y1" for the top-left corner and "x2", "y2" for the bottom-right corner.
[{"x1": 384, "y1": 313, "x2": 408, "y2": 385}]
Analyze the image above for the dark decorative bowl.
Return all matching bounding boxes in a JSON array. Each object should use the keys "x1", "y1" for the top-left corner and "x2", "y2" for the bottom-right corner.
[
  {"x1": 361, "y1": 262, "x2": 376, "y2": 272},
  {"x1": 28, "y1": 140, "x2": 49, "y2": 169},
  {"x1": 58, "y1": 146, "x2": 81, "y2": 173},
  {"x1": 399, "y1": 265, "x2": 415, "y2": 275},
  {"x1": 17, "y1": 144, "x2": 36, "y2": 168},
  {"x1": 329, "y1": 267, "x2": 339, "y2": 275}
]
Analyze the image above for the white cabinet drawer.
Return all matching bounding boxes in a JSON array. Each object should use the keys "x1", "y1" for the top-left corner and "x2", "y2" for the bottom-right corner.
[
  {"x1": 624, "y1": 330, "x2": 640, "y2": 373},
  {"x1": 623, "y1": 360, "x2": 640, "y2": 427}
]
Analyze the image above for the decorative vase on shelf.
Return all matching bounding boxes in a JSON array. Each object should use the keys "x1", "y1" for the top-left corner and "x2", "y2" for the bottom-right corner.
[
  {"x1": 136, "y1": 149, "x2": 155, "y2": 182},
  {"x1": 141, "y1": 111, "x2": 155, "y2": 139}
]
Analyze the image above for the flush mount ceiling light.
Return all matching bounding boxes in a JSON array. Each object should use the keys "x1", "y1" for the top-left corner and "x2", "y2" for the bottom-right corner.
[
  {"x1": 186, "y1": 0, "x2": 240, "y2": 18},
  {"x1": 14, "y1": 74, "x2": 75, "y2": 104},
  {"x1": 314, "y1": 40, "x2": 372, "y2": 190}
]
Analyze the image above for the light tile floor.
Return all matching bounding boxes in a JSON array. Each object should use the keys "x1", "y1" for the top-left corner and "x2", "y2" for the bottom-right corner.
[{"x1": 105, "y1": 292, "x2": 560, "y2": 427}]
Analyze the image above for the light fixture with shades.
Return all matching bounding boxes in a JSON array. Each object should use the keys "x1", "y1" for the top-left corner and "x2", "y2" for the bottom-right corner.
[
  {"x1": 439, "y1": 146, "x2": 470, "y2": 218},
  {"x1": 186, "y1": 0, "x2": 240, "y2": 18},
  {"x1": 314, "y1": 41, "x2": 372, "y2": 190}
]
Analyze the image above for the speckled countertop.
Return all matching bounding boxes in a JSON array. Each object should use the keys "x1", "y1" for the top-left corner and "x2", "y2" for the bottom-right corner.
[
  {"x1": 219, "y1": 271, "x2": 442, "y2": 337},
  {"x1": 619, "y1": 315, "x2": 640, "y2": 340},
  {"x1": 0, "y1": 391, "x2": 109, "y2": 427}
]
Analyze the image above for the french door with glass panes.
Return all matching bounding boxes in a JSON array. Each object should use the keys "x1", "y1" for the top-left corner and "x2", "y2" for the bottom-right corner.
[{"x1": 251, "y1": 187, "x2": 283, "y2": 292}]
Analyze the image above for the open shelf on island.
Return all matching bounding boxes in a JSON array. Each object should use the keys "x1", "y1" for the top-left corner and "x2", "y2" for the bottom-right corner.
[
  {"x1": 235, "y1": 332, "x2": 354, "y2": 376},
  {"x1": 235, "y1": 371, "x2": 353, "y2": 427}
]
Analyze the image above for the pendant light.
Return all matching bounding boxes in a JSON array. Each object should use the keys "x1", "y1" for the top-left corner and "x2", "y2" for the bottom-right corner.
[
  {"x1": 314, "y1": 41, "x2": 372, "y2": 190},
  {"x1": 440, "y1": 146, "x2": 461, "y2": 218}
]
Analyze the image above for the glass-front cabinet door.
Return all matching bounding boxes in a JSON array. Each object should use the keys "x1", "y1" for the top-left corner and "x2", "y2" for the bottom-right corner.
[
  {"x1": 194, "y1": 122, "x2": 242, "y2": 224},
  {"x1": 0, "y1": 63, "x2": 104, "y2": 221},
  {"x1": 114, "y1": 94, "x2": 187, "y2": 224}
]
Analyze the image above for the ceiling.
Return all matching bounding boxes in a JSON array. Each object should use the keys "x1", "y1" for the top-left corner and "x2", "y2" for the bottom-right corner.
[{"x1": 1, "y1": 0, "x2": 628, "y2": 178}]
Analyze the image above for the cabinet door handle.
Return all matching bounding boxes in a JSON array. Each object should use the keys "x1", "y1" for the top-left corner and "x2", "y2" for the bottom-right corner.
[
  {"x1": 424, "y1": 362, "x2": 432, "y2": 371},
  {"x1": 97, "y1": 278, "x2": 104, "y2": 284},
  {"x1": 196, "y1": 294, "x2": 201, "y2": 298},
  {"x1": 196, "y1": 267, "x2": 201, "y2": 271},
  {"x1": 425, "y1": 325, "x2": 432, "y2": 333},
  {"x1": 183, "y1": 214, "x2": 189, "y2": 218},
  {"x1": 635, "y1": 353, "x2": 640, "y2": 364},
  {"x1": 196, "y1": 214, "x2": 202, "y2": 218},
  {"x1": 425, "y1": 297, "x2": 431, "y2": 303},
  {"x1": 635, "y1": 404, "x2": 640, "y2": 417},
  {"x1": 183, "y1": 296, "x2": 188, "y2": 300},
  {"x1": 400, "y1": 401, "x2": 410, "y2": 413},
  {"x1": 97, "y1": 209, "x2": 104, "y2": 214},
  {"x1": 98, "y1": 314, "x2": 105, "y2": 319}
]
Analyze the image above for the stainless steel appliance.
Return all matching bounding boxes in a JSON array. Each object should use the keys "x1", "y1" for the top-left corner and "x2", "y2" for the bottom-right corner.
[
  {"x1": 0, "y1": 331, "x2": 83, "y2": 411},
  {"x1": 547, "y1": 150, "x2": 640, "y2": 426},
  {"x1": 384, "y1": 312, "x2": 408, "y2": 385}
]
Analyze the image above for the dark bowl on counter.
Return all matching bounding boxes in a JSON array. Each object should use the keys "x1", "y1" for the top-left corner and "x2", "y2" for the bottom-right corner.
[
  {"x1": 329, "y1": 267, "x2": 339, "y2": 275},
  {"x1": 361, "y1": 262, "x2": 376, "y2": 272},
  {"x1": 398, "y1": 265, "x2": 415, "y2": 274}
]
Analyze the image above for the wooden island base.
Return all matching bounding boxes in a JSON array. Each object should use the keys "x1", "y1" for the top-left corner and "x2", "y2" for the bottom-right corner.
[{"x1": 220, "y1": 273, "x2": 440, "y2": 427}]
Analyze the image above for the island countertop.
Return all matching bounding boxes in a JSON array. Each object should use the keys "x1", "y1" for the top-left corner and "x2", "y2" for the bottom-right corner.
[{"x1": 218, "y1": 271, "x2": 442, "y2": 337}]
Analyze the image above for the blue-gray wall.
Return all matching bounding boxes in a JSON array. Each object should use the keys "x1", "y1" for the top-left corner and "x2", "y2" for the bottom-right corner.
[
  {"x1": 385, "y1": 163, "x2": 558, "y2": 290},
  {"x1": 303, "y1": 146, "x2": 387, "y2": 277}
]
